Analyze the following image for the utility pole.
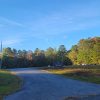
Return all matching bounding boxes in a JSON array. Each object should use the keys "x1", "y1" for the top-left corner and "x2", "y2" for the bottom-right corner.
[{"x1": 0, "y1": 41, "x2": 2, "y2": 69}]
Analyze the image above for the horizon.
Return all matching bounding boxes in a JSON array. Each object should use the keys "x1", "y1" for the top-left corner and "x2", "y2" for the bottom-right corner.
[
  {"x1": 0, "y1": 36, "x2": 99, "y2": 51},
  {"x1": 0, "y1": 0, "x2": 100, "y2": 50}
]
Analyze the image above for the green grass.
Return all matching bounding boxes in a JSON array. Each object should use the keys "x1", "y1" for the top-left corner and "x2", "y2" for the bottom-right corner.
[
  {"x1": 0, "y1": 70, "x2": 22, "y2": 100},
  {"x1": 46, "y1": 65, "x2": 100, "y2": 84}
]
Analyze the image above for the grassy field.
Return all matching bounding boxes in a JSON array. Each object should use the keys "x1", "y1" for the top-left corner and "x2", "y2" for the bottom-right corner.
[
  {"x1": 45, "y1": 65, "x2": 100, "y2": 84},
  {"x1": 0, "y1": 70, "x2": 22, "y2": 100}
]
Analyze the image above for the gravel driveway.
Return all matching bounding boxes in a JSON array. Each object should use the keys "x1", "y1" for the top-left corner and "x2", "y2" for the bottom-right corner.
[{"x1": 4, "y1": 68, "x2": 100, "y2": 100}]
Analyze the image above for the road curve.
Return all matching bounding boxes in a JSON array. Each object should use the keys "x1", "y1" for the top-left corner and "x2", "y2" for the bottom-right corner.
[{"x1": 4, "y1": 68, "x2": 100, "y2": 100}]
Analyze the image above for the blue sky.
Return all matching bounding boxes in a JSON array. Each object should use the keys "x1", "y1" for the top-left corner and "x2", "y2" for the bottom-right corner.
[{"x1": 0, "y1": 0, "x2": 100, "y2": 50}]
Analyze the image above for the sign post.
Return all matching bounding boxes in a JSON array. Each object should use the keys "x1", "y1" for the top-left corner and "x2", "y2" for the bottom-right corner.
[{"x1": 0, "y1": 41, "x2": 2, "y2": 69}]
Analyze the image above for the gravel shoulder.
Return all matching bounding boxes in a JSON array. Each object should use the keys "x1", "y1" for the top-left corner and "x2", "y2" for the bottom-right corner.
[{"x1": 4, "y1": 68, "x2": 100, "y2": 100}]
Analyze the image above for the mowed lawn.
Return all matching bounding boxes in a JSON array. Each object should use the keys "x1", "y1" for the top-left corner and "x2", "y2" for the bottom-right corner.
[
  {"x1": 46, "y1": 65, "x2": 100, "y2": 84},
  {"x1": 0, "y1": 70, "x2": 22, "y2": 100}
]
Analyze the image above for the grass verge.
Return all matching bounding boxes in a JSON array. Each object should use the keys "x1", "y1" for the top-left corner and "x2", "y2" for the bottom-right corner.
[
  {"x1": 0, "y1": 70, "x2": 22, "y2": 100},
  {"x1": 46, "y1": 65, "x2": 100, "y2": 84}
]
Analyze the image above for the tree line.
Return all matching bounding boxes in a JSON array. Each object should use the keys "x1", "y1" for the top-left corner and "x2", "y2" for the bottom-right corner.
[
  {"x1": 0, "y1": 37, "x2": 100, "y2": 68},
  {"x1": 0, "y1": 45, "x2": 72, "y2": 68}
]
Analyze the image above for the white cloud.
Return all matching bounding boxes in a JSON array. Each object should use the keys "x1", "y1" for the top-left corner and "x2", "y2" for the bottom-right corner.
[{"x1": 3, "y1": 39, "x2": 21, "y2": 46}]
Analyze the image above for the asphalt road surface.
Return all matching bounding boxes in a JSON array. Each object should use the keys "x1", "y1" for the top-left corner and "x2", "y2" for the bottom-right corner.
[{"x1": 4, "y1": 68, "x2": 100, "y2": 100}]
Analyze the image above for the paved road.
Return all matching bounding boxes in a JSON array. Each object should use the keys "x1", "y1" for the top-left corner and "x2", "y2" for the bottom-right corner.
[{"x1": 4, "y1": 68, "x2": 100, "y2": 100}]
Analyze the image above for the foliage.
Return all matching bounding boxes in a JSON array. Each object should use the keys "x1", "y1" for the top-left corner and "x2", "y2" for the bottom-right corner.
[{"x1": 68, "y1": 37, "x2": 100, "y2": 65}]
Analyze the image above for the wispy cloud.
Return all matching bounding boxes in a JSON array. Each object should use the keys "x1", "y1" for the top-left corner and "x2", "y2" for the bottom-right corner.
[
  {"x1": 0, "y1": 0, "x2": 100, "y2": 46},
  {"x1": 3, "y1": 39, "x2": 21, "y2": 46},
  {"x1": 0, "y1": 16, "x2": 24, "y2": 27},
  {"x1": 29, "y1": 8, "x2": 100, "y2": 38}
]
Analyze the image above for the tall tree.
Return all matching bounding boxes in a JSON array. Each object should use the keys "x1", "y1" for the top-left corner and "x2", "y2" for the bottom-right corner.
[
  {"x1": 57, "y1": 45, "x2": 67, "y2": 63},
  {"x1": 68, "y1": 45, "x2": 78, "y2": 64},
  {"x1": 45, "y1": 47, "x2": 57, "y2": 65}
]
